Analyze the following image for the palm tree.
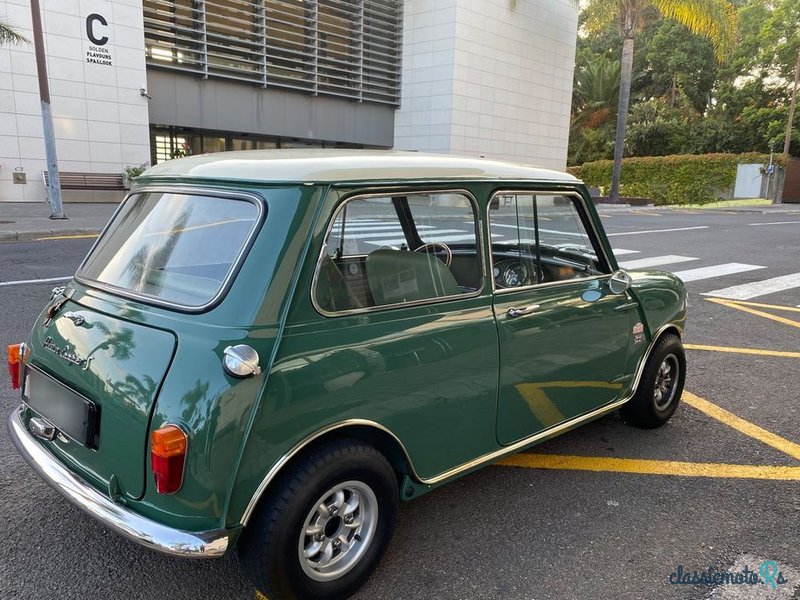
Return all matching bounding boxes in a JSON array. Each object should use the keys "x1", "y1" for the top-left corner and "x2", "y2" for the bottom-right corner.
[
  {"x1": 572, "y1": 52, "x2": 622, "y2": 135},
  {"x1": 582, "y1": 0, "x2": 737, "y2": 201},
  {"x1": 0, "y1": 18, "x2": 28, "y2": 46}
]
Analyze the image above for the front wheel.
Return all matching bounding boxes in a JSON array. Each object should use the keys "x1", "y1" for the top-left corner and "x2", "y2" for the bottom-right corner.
[
  {"x1": 239, "y1": 439, "x2": 398, "y2": 600},
  {"x1": 621, "y1": 333, "x2": 685, "y2": 429}
]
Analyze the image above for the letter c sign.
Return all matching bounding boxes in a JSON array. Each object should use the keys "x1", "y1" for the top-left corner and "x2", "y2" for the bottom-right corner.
[{"x1": 86, "y1": 13, "x2": 109, "y2": 46}]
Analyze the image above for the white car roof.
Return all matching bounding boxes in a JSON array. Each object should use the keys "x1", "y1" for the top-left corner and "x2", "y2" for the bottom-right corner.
[{"x1": 142, "y1": 149, "x2": 579, "y2": 185}]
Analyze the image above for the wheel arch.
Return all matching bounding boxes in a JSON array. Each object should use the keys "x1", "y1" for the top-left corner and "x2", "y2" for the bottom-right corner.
[
  {"x1": 630, "y1": 323, "x2": 683, "y2": 396},
  {"x1": 239, "y1": 420, "x2": 417, "y2": 528}
]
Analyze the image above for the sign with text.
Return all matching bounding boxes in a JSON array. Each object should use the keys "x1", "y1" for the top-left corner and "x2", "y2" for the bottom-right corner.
[{"x1": 85, "y1": 13, "x2": 112, "y2": 66}]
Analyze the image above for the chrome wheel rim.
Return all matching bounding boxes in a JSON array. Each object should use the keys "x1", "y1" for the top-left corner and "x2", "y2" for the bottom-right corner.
[
  {"x1": 298, "y1": 480, "x2": 378, "y2": 582},
  {"x1": 654, "y1": 354, "x2": 679, "y2": 410}
]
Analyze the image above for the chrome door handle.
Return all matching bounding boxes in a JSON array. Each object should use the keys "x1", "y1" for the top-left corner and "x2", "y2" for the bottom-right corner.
[{"x1": 507, "y1": 304, "x2": 540, "y2": 317}]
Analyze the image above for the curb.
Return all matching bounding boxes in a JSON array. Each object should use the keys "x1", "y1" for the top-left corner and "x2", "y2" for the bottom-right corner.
[{"x1": 0, "y1": 228, "x2": 102, "y2": 243}]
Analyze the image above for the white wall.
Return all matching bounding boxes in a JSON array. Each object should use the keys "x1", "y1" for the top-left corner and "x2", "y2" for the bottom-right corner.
[
  {"x1": 0, "y1": 0, "x2": 150, "y2": 202},
  {"x1": 395, "y1": 0, "x2": 578, "y2": 170}
]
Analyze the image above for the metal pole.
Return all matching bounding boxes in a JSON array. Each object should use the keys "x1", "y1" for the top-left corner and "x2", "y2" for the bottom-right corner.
[
  {"x1": 777, "y1": 48, "x2": 800, "y2": 204},
  {"x1": 30, "y1": 0, "x2": 65, "y2": 219}
]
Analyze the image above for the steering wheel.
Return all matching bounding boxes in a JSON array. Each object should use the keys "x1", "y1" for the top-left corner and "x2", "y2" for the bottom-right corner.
[{"x1": 414, "y1": 242, "x2": 453, "y2": 267}]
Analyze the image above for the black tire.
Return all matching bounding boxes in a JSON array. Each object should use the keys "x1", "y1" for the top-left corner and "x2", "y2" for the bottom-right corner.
[
  {"x1": 621, "y1": 333, "x2": 686, "y2": 429},
  {"x1": 238, "y1": 438, "x2": 399, "y2": 600}
]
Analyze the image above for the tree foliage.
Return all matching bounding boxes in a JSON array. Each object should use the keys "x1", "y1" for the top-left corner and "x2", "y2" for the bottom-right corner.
[
  {"x1": 568, "y1": 0, "x2": 800, "y2": 166},
  {"x1": 0, "y1": 18, "x2": 28, "y2": 46}
]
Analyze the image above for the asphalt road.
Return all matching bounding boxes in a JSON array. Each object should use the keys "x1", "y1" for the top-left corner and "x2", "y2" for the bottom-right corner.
[{"x1": 1, "y1": 208, "x2": 799, "y2": 599}]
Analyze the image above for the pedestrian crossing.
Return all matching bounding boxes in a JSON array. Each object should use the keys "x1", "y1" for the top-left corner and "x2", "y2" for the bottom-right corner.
[
  {"x1": 613, "y1": 247, "x2": 800, "y2": 301},
  {"x1": 334, "y1": 220, "x2": 800, "y2": 302}
]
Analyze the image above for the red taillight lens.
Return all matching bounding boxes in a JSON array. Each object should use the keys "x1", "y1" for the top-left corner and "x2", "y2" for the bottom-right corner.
[
  {"x1": 150, "y1": 425, "x2": 187, "y2": 494},
  {"x1": 7, "y1": 343, "x2": 22, "y2": 390}
]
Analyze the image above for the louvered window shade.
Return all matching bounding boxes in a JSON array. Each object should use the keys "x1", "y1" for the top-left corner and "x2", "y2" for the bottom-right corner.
[{"x1": 143, "y1": 0, "x2": 402, "y2": 105}]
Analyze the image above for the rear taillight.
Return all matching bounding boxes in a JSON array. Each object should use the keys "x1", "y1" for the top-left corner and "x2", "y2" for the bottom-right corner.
[
  {"x1": 150, "y1": 424, "x2": 187, "y2": 494},
  {"x1": 7, "y1": 343, "x2": 22, "y2": 390}
]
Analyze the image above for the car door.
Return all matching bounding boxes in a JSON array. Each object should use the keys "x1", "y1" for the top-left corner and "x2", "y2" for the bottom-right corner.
[
  {"x1": 263, "y1": 187, "x2": 500, "y2": 481},
  {"x1": 489, "y1": 190, "x2": 638, "y2": 445}
]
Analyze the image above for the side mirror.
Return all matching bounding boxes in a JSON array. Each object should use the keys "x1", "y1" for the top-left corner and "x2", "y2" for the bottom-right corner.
[{"x1": 608, "y1": 270, "x2": 632, "y2": 295}]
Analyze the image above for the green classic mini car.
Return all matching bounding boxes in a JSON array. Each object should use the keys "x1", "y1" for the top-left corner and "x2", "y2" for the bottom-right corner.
[{"x1": 8, "y1": 150, "x2": 687, "y2": 599}]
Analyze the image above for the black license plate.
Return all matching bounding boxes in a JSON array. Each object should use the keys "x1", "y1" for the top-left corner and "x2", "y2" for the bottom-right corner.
[{"x1": 21, "y1": 365, "x2": 100, "y2": 448}]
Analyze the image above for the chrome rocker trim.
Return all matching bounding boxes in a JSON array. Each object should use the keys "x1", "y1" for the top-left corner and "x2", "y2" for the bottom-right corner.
[{"x1": 7, "y1": 408, "x2": 228, "y2": 559}]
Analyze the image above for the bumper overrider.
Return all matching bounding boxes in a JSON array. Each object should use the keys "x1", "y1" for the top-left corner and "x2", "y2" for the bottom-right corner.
[{"x1": 7, "y1": 407, "x2": 229, "y2": 558}]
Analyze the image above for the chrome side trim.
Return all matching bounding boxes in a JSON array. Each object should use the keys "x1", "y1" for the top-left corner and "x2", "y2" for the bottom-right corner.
[
  {"x1": 8, "y1": 408, "x2": 229, "y2": 558},
  {"x1": 241, "y1": 322, "x2": 681, "y2": 523}
]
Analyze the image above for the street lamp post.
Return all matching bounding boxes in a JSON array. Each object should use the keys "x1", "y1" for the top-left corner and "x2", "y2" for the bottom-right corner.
[{"x1": 30, "y1": 0, "x2": 65, "y2": 219}]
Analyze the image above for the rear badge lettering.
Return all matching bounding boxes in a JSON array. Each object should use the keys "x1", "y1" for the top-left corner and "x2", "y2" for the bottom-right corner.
[{"x1": 42, "y1": 337, "x2": 93, "y2": 370}]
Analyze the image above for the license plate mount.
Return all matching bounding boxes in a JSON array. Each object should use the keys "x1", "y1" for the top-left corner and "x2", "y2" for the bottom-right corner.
[{"x1": 21, "y1": 365, "x2": 100, "y2": 449}]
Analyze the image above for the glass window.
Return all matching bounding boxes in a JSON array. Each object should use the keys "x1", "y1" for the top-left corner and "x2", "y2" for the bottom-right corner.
[
  {"x1": 489, "y1": 193, "x2": 606, "y2": 289},
  {"x1": 79, "y1": 192, "x2": 261, "y2": 308},
  {"x1": 203, "y1": 135, "x2": 227, "y2": 153},
  {"x1": 315, "y1": 192, "x2": 481, "y2": 313},
  {"x1": 231, "y1": 138, "x2": 256, "y2": 151}
]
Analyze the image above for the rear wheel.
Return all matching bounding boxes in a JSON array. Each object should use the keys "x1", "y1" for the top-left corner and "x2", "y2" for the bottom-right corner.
[
  {"x1": 621, "y1": 333, "x2": 685, "y2": 429},
  {"x1": 239, "y1": 439, "x2": 398, "y2": 600}
]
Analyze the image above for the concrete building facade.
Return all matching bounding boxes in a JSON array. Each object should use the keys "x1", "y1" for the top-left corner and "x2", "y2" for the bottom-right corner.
[{"x1": 0, "y1": 0, "x2": 577, "y2": 203}]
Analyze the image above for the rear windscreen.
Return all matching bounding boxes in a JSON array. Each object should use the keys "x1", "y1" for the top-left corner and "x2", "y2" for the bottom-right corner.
[{"x1": 78, "y1": 191, "x2": 261, "y2": 308}]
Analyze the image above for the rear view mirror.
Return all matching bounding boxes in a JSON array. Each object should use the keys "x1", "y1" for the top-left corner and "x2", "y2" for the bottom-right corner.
[{"x1": 608, "y1": 270, "x2": 632, "y2": 295}]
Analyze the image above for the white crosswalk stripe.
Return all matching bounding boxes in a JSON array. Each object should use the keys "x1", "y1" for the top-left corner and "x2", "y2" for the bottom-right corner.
[
  {"x1": 672, "y1": 263, "x2": 766, "y2": 283},
  {"x1": 365, "y1": 233, "x2": 484, "y2": 246},
  {"x1": 619, "y1": 255, "x2": 698, "y2": 269},
  {"x1": 346, "y1": 229, "x2": 462, "y2": 240},
  {"x1": 702, "y1": 272, "x2": 800, "y2": 300},
  {"x1": 612, "y1": 248, "x2": 641, "y2": 256}
]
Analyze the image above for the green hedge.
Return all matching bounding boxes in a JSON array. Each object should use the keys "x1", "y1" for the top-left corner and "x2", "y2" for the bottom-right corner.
[{"x1": 567, "y1": 153, "x2": 785, "y2": 205}]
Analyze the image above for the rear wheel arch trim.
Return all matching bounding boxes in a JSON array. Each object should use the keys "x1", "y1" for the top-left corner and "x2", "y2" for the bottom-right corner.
[{"x1": 239, "y1": 420, "x2": 419, "y2": 527}]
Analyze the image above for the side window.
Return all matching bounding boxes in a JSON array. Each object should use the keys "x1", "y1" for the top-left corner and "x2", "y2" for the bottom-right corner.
[
  {"x1": 314, "y1": 192, "x2": 481, "y2": 313},
  {"x1": 489, "y1": 193, "x2": 606, "y2": 289}
]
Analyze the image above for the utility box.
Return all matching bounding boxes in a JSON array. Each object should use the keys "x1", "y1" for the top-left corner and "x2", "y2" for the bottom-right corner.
[{"x1": 12, "y1": 171, "x2": 26, "y2": 184}]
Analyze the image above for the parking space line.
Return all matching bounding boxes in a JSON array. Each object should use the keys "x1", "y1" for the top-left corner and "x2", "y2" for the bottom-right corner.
[
  {"x1": 682, "y1": 392, "x2": 800, "y2": 461},
  {"x1": 684, "y1": 344, "x2": 800, "y2": 359},
  {"x1": 707, "y1": 298, "x2": 800, "y2": 330},
  {"x1": 497, "y1": 454, "x2": 800, "y2": 481},
  {"x1": 749, "y1": 221, "x2": 800, "y2": 226},
  {"x1": 0, "y1": 276, "x2": 72, "y2": 287},
  {"x1": 720, "y1": 299, "x2": 800, "y2": 313},
  {"x1": 33, "y1": 233, "x2": 99, "y2": 241},
  {"x1": 606, "y1": 225, "x2": 708, "y2": 237}
]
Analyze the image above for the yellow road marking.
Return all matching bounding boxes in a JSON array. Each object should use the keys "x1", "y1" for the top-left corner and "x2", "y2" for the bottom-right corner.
[
  {"x1": 684, "y1": 344, "x2": 800, "y2": 359},
  {"x1": 721, "y1": 299, "x2": 800, "y2": 313},
  {"x1": 707, "y1": 298, "x2": 800, "y2": 330},
  {"x1": 497, "y1": 453, "x2": 800, "y2": 480},
  {"x1": 34, "y1": 233, "x2": 99, "y2": 241},
  {"x1": 682, "y1": 392, "x2": 800, "y2": 461},
  {"x1": 515, "y1": 385, "x2": 564, "y2": 428},
  {"x1": 496, "y1": 390, "x2": 800, "y2": 480}
]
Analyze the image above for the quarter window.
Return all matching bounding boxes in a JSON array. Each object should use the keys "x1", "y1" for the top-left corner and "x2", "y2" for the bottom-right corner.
[
  {"x1": 489, "y1": 193, "x2": 606, "y2": 289},
  {"x1": 315, "y1": 192, "x2": 481, "y2": 313}
]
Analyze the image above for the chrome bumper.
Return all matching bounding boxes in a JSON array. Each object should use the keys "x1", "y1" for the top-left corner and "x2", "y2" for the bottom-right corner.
[{"x1": 7, "y1": 407, "x2": 229, "y2": 558}]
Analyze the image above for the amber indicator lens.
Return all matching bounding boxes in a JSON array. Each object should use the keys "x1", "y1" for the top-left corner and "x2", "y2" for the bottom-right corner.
[
  {"x1": 7, "y1": 343, "x2": 22, "y2": 390},
  {"x1": 150, "y1": 425, "x2": 187, "y2": 494}
]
